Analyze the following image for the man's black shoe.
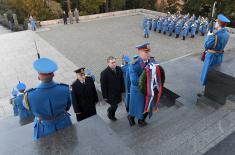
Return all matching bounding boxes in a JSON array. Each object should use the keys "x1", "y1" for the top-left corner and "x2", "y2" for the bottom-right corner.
[
  {"x1": 107, "y1": 109, "x2": 117, "y2": 121},
  {"x1": 107, "y1": 113, "x2": 117, "y2": 121},
  {"x1": 138, "y1": 120, "x2": 147, "y2": 127},
  {"x1": 127, "y1": 115, "x2": 135, "y2": 126}
]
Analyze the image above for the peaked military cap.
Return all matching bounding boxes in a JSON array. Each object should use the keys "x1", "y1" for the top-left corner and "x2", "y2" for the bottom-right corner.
[
  {"x1": 33, "y1": 57, "x2": 58, "y2": 74},
  {"x1": 74, "y1": 67, "x2": 85, "y2": 74},
  {"x1": 217, "y1": 14, "x2": 230, "y2": 23},
  {"x1": 17, "y1": 82, "x2": 26, "y2": 91},
  {"x1": 136, "y1": 42, "x2": 150, "y2": 51}
]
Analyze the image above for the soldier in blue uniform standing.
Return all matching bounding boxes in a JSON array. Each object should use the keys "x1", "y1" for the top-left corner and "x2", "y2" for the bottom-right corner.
[
  {"x1": 14, "y1": 82, "x2": 34, "y2": 120},
  {"x1": 196, "y1": 16, "x2": 201, "y2": 34},
  {"x1": 168, "y1": 20, "x2": 175, "y2": 36},
  {"x1": 121, "y1": 55, "x2": 131, "y2": 112},
  {"x1": 143, "y1": 16, "x2": 148, "y2": 28},
  {"x1": 127, "y1": 43, "x2": 151, "y2": 127},
  {"x1": 190, "y1": 22, "x2": 197, "y2": 38},
  {"x1": 121, "y1": 55, "x2": 131, "y2": 85},
  {"x1": 181, "y1": 22, "x2": 189, "y2": 40},
  {"x1": 200, "y1": 14, "x2": 230, "y2": 86},
  {"x1": 10, "y1": 88, "x2": 18, "y2": 116},
  {"x1": 144, "y1": 21, "x2": 149, "y2": 38},
  {"x1": 175, "y1": 20, "x2": 183, "y2": 38},
  {"x1": 23, "y1": 57, "x2": 72, "y2": 140},
  {"x1": 200, "y1": 18, "x2": 209, "y2": 36},
  {"x1": 157, "y1": 17, "x2": 163, "y2": 33},
  {"x1": 148, "y1": 18, "x2": 153, "y2": 30},
  {"x1": 162, "y1": 18, "x2": 169, "y2": 35},
  {"x1": 153, "y1": 17, "x2": 158, "y2": 32}
]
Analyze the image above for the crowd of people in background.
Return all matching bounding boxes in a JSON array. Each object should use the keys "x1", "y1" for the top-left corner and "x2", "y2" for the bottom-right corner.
[{"x1": 63, "y1": 8, "x2": 80, "y2": 25}]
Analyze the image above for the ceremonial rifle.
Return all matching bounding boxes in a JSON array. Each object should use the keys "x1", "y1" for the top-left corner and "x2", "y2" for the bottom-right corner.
[
  {"x1": 209, "y1": 1, "x2": 217, "y2": 33},
  {"x1": 34, "y1": 40, "x2": 40, "y2": 59}
]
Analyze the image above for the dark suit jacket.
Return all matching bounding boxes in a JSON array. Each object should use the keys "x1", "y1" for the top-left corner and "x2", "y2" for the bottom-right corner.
[
  {"x1": 71, "y1": 77, "x2": 98, "y2": 121},
  {"x1": 100, "y1": 66, "x2": 125, "y2": 105}
]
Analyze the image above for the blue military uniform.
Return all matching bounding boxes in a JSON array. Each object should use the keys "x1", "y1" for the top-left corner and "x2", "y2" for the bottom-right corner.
[
  {"x1": 201, "y1": 14, "x2": 230, "y2": 85},
  {"x1": 144, "y1": 22, "x2": 149, "y2": 38},
  {"x1": 162, "y1": 19, "x2": 169, "y2": 35},
  {"x1": 23, "y1": 57, "x2": 72, "y2": 140},
  {"x1": 168, "y1": 20, "x2": 175, "y2": 36},
  {"x1": 143, "y1": 16, "x2": 148, "y2": 28},
  {"x1": 14, "y1": 82, "x2": 34, "y2": 120},
  {"x1": 157, "y1": 17, "x2": 163, "y2": 33},
  {"x1": 148, "y1": 18, "x2": 153, "y2": 30},
  {"x1": 200, "y1": 19, "x2": 208, "y2": 36},
  {"x1": 191, "y1": 22, "x2": 197, "y2": 38},
  {"x1": 128, "y1": 43, "x2": 149, "y2": 121},
  {"x1": 175, "y1": 20, "x2": 183, "y2": 38},
  {"x1": 196, "y1": 17, "x2": 201, "y2": 33},
  {"x1": 153, "y1": 18, "x2": 158, "y2": 31},
  {"x1": 122, "y1": 55, "x2": 131, "y2": 111},
  {"x1": 10, "y1": 88, "x2": 18, "y2": 116},
  {"x1": 181, "y1": 22, "x2": 189, "y2": 40},
  {"x1": 121, "y1": 55, "x2": 131, "y2": 85}
]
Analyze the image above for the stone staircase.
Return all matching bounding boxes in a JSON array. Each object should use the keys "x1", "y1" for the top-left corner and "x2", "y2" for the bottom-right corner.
[{"x1": 1, "y1": 89, "x2": 235, "y2": 155}]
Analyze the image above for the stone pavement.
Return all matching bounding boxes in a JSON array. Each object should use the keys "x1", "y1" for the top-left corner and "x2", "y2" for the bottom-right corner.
[
  {"x1": 0, "y1": 25, "x2": 10, "y2": 35},
  {"x1": 37, "y1": 14, "x2": 235, "y2": 81}
]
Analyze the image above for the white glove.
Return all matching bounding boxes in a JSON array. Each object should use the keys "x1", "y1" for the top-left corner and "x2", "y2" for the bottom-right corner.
[{"x1": 207, "y1": 31, "x2": 213, "y2": 36}]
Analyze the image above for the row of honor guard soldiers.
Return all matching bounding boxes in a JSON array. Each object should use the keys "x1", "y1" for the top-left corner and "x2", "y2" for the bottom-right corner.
[{"x1": 143, "y1": 12, "x2": 210, "y2": 40}]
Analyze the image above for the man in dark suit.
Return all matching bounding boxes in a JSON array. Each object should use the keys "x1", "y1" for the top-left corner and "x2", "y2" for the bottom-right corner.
[
  {"x1": 100, "y1": 56, "x2": 125, "y2": 121},
  {"x1": 71, "y1": 67, "x2": 99, "y2": 122}
]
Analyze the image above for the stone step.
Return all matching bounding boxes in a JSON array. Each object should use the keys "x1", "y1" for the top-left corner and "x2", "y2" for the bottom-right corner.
[
  {"x1": 0, "y1": 115, "x2": 33, "y2": 133},
  {"x1": 108, "y1": 103, "x2": 215, "y2": 155},
  {"x1": 152, "y1": 97, "x2": 235, "y2": 155},
  {"x1": 127, "y1": 103, "x2": 215, "y2": 154},
  {"x1": 108, "y1": 104, "x2": 179, "y2": 136},
  {"x1": 0, "y1": 115, "x2": 135, "y2": 155}
]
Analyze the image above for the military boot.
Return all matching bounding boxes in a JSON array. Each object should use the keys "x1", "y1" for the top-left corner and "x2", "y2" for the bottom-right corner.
[{"x1": 127, "y1": 115, "x2": 135, "y2": 126}]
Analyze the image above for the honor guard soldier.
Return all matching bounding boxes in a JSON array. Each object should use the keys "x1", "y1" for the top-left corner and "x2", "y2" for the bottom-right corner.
[
  {"x1": 175, "y1": 20, "x2": 183, "y2": 38},
  {"x1": 15, "y1": 82, "x2": 34, "y2": 120},
  {"x1": 121, "y1": 55, "x2": 131, "y2": 82},
  {"x1": 144, "y1": 22, "x2": 150, "y2": 38},
  {"x1": 121, "y1": 55, "x2": 131, "y2": 111},
  {"x1": 10, "y1": 88, "x2": 18, "y2": 116},
  {"x1": 181, "y1": 22, "x2": 189, "y2": 40},
  {"x1": 200, "y1": 14, "x2": 230, "y2": 86},
  {"x1": 191, "y1": 22, "x2": 197, "y2": 38},
  {"x1": 23, "y1": 57, "x2": 72, "y2": 140}
]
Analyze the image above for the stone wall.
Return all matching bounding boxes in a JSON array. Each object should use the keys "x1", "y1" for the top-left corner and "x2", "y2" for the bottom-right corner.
[{"x1": 40, "y1": 9, "x2": 166, "y2": 26}]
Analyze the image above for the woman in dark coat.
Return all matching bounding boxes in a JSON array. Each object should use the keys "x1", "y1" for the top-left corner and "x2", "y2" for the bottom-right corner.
[{"x1": 71, "y1": 68, "x2": 99, "y2": 122}]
